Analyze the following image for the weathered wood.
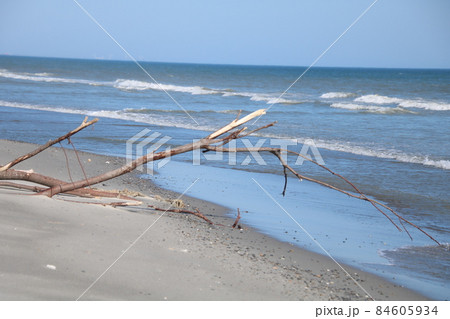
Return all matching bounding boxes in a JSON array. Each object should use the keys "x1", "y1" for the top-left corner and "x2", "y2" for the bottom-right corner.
[
  {"x1": 0, "y1": 117, "x2": 98, "y2": 173},
  {"x1": 38, "y1": 109, "x2": 267, "y2": 197}
]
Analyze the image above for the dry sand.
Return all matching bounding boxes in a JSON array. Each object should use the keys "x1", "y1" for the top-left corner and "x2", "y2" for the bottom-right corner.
[{"x1": 0, "y1": 139, "x2": 427, "y2": 300}]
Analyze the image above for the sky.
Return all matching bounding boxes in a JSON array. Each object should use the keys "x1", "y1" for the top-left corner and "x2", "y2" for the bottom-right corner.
[{"x1": 0, "y1": 0, "x2": 449, "y2": 68}]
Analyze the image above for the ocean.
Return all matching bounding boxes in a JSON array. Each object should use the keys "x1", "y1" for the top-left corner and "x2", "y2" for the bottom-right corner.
[{"x1": 0, "y1": 55, "x2": 449, "y2": 299}]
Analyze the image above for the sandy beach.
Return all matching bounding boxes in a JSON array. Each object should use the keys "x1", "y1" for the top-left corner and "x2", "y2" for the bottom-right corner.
[{"x1": 0, "y1": 139, "x2": 427, "y2": 300}]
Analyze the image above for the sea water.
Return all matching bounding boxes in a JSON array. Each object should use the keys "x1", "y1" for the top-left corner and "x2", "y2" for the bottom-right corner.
[{"x1": 0, "y1": 55, "x2": 448, "y2": 299}]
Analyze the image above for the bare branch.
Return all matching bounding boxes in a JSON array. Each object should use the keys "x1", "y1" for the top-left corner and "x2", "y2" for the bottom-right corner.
[
  {"x1": 207, "y1": 109, "x2": 266, "y2": 139},
  {"x1": 38, "y1": 109, "x2": 267, "y2": 197},
  {"x1": 0, "y1": 117, "x2": 98, "y2": 172},
  {"x1": 148, "y1": 205, "x2": 214, "y2": 225},
  {"x1": 203, "y1": 145, "x2": 440, "y2": 245}
]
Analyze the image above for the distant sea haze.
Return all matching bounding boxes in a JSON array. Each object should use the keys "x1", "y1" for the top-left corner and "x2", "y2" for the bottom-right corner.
[{"x1": 0, "y1": 55, "x2": 449, "y2": 299}]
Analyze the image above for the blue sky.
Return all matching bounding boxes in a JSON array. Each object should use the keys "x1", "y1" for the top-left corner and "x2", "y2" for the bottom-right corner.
[{"x1": 1, "y1": 0, "x2": 449, "y2": 68}]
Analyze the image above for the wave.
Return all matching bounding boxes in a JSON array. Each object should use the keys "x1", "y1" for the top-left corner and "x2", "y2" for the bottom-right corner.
[
  {"x1": 260, "y1": 132, "x2": 450, "y2": 170},
  {"x1": 124, "y1": 107, "x2": 240, "y2": 115},
  {"x1": 116, "y1": 79, "x2": 304, "y2": 104},
  {"x1": 380, "y1": 244, "x2": 450, "y2": 277},
  {"x1": 330, "y1": 103, "x2": 415, "y2": 114},
  {"x1": 397, "y1": 100, "x2": 450, "y2": 111},
  {"x1": 221, "y1": 91, "x2": 303, "y2": 104},
  {"x1": 0, "y1": 68, "x2": 303, "y2": 105},
  {"x1": 355, "y1": 94, "x2": 402, "y2": 105},
  {"x1": 320, "y1": 92, "x2": 355, "y2": 99},
  {"x1": 113, "y1": 79, "x2": 219, "y2": 95},
  {"x1": 114, "y1": 79, "x2": 304, "y2": 104},
  {"x1": 0, "y1": 99, "x2": 216, "y2": 133},
  {"x1": 0, "y1": 69, "x2": 106, "y2": 86},
  {"x1": 314, "y1": 139, "x2": 450, "y2": 170},
  {"x1": 355, "y1": 94, "x2": 450, "y2": 111},
  {"x1": 313, "y1": 140, "x2": 450, "y2": 170},
  {"x1": 2, "y1": 99, "x2": 448, "y2": 170}
]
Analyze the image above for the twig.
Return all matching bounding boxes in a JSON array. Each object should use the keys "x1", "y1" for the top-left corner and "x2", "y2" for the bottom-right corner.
[
  {"x1": 203, "y1": 145, "x2": 440, "y2": 245},
  {"x1": 57, "y1": 198, "x2": 142, "y2": 207},
  {"x1": 148, "y1": 205, "x2": 214, "y2": 225},
  {"x1": 232, "y1": 208, "x2": 241, "y2": 228},
  {"x1": 271, "y1": 150, "x2": 288, "y2": 196},
  {"x1": 68, "y1": 137, "x2": 91, "y2": 189},
  {"x1": 59, "y1": 142, "x2": 74, "y2": 183}
]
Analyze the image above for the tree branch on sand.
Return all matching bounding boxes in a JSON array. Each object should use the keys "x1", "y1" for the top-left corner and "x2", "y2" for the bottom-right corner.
[{"x1": 0, "y1": 110, "x2": 440, "y2": 245}]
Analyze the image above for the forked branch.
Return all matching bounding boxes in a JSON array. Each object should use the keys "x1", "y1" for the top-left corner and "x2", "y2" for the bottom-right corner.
[{"x1": 0, "y1": 117, "x2": 98, "y2": 172}]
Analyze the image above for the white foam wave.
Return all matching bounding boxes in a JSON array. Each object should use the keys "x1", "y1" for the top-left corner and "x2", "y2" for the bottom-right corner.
[
  {"x1": 355, "y1": 94, "x2": 450, "y2": 111},
  {"x1": 355, "y1": 94, "x2": 402, "y2": 105},
  {"x1": 398, "y1": 100, "x2": 450, "y2": 111},
  {"x1": 0, "y1": 69, "x2": 105, "y2": 86},
  {"x1": 261, "y1": 132, "x2": 450, "y2": 170},
  {"x1": 113, "y1": 79, "x2": 303, "y2": 104},
  {"x1": 310, "y1": 140, "x2": 450, "y2": 170},
  {"x1": 320, "y1": 92, "x2": 355, "y2": 99},
  {"x1": 0, "y1": 100, "x2": 216, "y2": 134},
  {"x1": 32, "y1": 72, "x2": 53, "y2": 76},
  {"x1": 114, "y1": 79, "x2": 302, "y2": 104},
  {"x1": 113, "y1": 79, "x2": 217, "y2": 95},
  {"x1": 222, "y1": 91, "x2": 302, "y2": 104},
  {"x1": 1, "y1": 68, "x2": 304, "y2": 105},
  {"x1": 124, "y1": 107, "x2": 240, "y2": 115},
  {"x1": 2, "y1": 99, "x2": 448, "y2": 170},
  {"x1": 330, "y1": 103, "x2": 414, "y2": 114}
]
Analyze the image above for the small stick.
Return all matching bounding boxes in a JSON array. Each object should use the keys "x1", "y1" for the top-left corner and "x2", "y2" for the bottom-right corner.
[
  {"x1": 232, "y1": 208, "x2": 241, "y2": 228},
  {"x1": 148, "y1": 205, "x2": 214, "y2": 225},
  {"x1": 67, "y1": 137, "x2": 92, "y2": 189}
]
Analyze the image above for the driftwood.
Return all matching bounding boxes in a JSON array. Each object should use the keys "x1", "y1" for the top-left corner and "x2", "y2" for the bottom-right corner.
[
  {"x1": 0, "y1": 110, "x2": 440, "y2": 245},
  {"x1": 0, "y1": 117, "x2": 97, "y2": 173}
]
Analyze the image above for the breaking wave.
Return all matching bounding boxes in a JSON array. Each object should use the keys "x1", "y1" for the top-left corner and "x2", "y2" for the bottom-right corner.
[
  {"x1": 115, "y1": 79, "x2": 303, "y2": 104},
  {"x1": 1, "y1": 98, "x2": 448, "y2": 170},
  {"x1": 261, "y1": 132, "x2": 450, "y2": 170},
  {"x1": 0, "y1": 69, "x2": 106, "y2": 86},
  {"x1": 330, "y1": 103, "x2": 415, "y2": 114},
  {"x1": 309, "y1": 139, "x2": 450, "y2": 170},
  {"x1": 221, "y1": 91, "x2": 303, "y2": 104},
  {"x1": 355, "y1": 94, "x2": 450, "y2": 111},
  {"x1": 0, "y1": 68, "x2": 303, "y2": 105},
  {"x1": 320, "y1": 92, "x2": 355, "y2": 99},
  {"x1": 0, "y1": 100, "x2": 215, "y2": 132},
  {"x1": 123, "y1": 107, "x2": 240, "y2": 115},
  {"x1": 113, "y1": 79, "x2": 218, "y2": 95}
]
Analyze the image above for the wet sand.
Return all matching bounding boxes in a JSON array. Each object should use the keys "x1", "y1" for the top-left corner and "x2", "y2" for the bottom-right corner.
[{"x1": 0, "y1": 139, "x2": 427, "y2": 300}]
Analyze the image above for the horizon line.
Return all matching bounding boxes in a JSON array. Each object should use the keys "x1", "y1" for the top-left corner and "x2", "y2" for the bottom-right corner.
[{"x1": 1, "y1": 53, "x2": 449, "y2": 71}]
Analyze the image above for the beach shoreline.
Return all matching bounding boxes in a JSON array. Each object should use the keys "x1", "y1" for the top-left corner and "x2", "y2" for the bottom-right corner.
[{"x1": 0, "y1": 139, "x2": 428, "y2": 300}]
